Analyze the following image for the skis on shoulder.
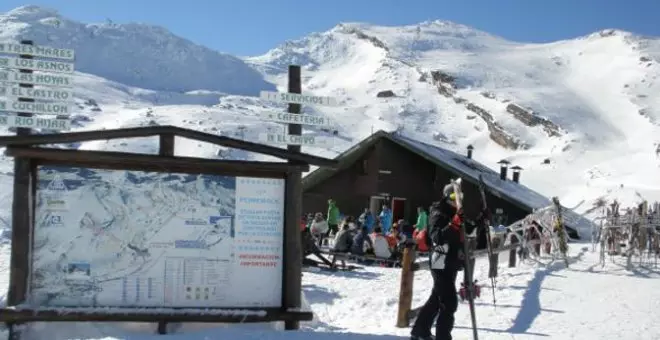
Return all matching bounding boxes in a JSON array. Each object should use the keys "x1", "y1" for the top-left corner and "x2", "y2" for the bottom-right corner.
[
  {"x1": 451, "y1": 179, "x2": 479, "y2": 340},
  {"x1": 477, "y1": 175, "x2": 497, "y2": 307}
]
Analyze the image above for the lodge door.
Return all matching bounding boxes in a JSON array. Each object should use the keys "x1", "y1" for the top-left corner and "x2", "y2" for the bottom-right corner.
[{"x1": 391, "y1": 197, "x2": 407, "y2": 223}]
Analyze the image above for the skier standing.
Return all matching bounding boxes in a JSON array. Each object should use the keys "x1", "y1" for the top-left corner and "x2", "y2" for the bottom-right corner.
[
  {"x1": 411, "y1": 182, "x2": 476, "y2": 340},
  {"x1": 327, "y1": 199, "x2": 340, "y2": 236},
  {"x1": 415, "y1": 206, "x2": 428, "y2": 231},
  {"x1": 358, "y1": 208, "x2": 375, "y2": 231},
  {"x1": 379, "y1": 205, "x2": 393, "y2": 234}
]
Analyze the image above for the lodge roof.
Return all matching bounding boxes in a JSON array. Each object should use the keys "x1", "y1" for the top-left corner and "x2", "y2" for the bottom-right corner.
[{"x1": 302, "y1": 130, "x2": 592, "y2": 235}]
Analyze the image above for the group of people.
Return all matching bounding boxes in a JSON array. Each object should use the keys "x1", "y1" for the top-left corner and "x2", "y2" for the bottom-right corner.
[{"x1": 301, "y1": 199, "x2": 433, "y2": 262}]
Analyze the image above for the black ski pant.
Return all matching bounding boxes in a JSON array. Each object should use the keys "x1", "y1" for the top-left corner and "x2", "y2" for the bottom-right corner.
[{"x1": 411, "y1": 268, "x2": 458, "y2": 340}]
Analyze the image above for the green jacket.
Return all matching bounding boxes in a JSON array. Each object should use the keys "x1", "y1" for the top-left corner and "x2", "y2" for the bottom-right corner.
[
  {"x1": 327, "y1": 201, "x2": 340, "y2": 225},
  {"x1": 415, "y1": 211, "x2": 428, "y2": 231}
]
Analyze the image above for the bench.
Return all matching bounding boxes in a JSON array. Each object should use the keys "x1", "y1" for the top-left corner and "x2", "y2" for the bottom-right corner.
[{"x1": 319, "y1": 249, "x2": 401, "y2": 269}]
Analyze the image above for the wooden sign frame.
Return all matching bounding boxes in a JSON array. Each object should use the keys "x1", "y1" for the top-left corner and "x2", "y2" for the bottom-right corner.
[{"x1": 0, "y1": 125, "x2": 337, "y2": 337}]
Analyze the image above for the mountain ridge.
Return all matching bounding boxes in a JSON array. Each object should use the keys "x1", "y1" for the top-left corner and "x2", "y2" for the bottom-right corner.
[
  {"x1": 0, "y1": 5, "x2": 274, "y2": 94},
  {"x1": 1, "y1": 5, "x2": 660, "y2": 212}
]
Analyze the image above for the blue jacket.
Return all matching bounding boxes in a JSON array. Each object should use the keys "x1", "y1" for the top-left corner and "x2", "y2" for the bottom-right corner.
[
  {"x1": 379, "y1": 208, "x2": 393, "y2": 233},
  {"x1": 359, "y1": 212, "x2": 375, "y2": 231}
]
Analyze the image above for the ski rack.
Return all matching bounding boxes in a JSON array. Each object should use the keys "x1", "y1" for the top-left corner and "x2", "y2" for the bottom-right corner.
[{"x1": 594, "y1": 202, "x2": 660, "y2": 269}]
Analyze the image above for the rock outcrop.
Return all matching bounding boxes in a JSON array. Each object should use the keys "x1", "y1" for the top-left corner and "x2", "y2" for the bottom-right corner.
[
  {"x1": 376, "y1": 90, "x2": 396, "y2": 98},
  {"x1": 505, "y1": 103, "x2": 562, "y2": 137},
  {"x1": 422, "y1": 70, "x2": 528, "y2": 150}
]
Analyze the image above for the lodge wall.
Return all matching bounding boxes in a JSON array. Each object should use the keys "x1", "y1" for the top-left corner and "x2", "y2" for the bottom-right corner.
[
  {"x1": 303, "y1": 138, "x2": 530, "y2": 229},
  {"x1": 303, "y1": 145, "x2": 379, "y2": 217}
]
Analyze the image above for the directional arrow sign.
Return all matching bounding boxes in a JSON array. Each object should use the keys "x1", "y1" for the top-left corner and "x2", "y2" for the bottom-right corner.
[
  {"x1": 258, "y1": 133, "x2": 327, "y2": 146},
  {"x1": 259, "y1": 112, "x2": 333, "y2": 127},
  {"x1": 0, "y1": 70, "x2": 73, "y2": 88},
  {"x1": 0, "y1": 43, "x2": 75, "y2": 60},
  {"x1": 0, "y1": 115, "x2": 70, "y2": 130},
  {"x1": 0, "y1": 84, "x2": 74, "y2": 102},
  {"x1": 0, "y1": 100, "x2": 71, "y2": 115},
  {"x1": 0, "y1": 56, "x2": 75, "y2": 74},
  {"x1": 260, "y1": 91, "x2": 338, "y2": 107}
]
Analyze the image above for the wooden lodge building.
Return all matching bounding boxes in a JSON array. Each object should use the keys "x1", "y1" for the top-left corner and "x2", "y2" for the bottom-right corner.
[{"x1": 302, "y1": 130, "x2": 583, "y2": 238}]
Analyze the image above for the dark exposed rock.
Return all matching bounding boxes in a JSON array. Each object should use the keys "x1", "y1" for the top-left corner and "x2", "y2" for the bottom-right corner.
[
  {"x1": 465, "y1": 103, "x2": 527, "y2": 150},
  {"x1": 430, "y1": 70, "x2": 456, "y2": 85},
  {"x1": 340, "y1": 26, "x2": 389, "y2": 51},
  {"x1": 437, "y1": 84, "x2": 454, "y2": 97},
  {"x1": 376, "y1": 90, "x2": 396, "y2": 98},
  {"x1": 505, "y1": 103, "x2": 562, "y2": 137}
]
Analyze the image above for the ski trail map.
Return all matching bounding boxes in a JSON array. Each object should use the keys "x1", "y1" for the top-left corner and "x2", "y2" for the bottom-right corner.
[{"x1": 30, "y1": 166, "x2": 285, "y2": 309}]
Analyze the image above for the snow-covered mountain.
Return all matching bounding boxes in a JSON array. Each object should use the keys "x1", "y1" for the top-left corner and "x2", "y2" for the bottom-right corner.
[
  {"x1": 247, "y1": 21, "x2": 660, "y2": 209},
  {"x1": 0, "y1": 5, "x2": 273, "y2": 94},
  {"x1": 1, "y1": 5, "x2": 660, "y2": 219}
]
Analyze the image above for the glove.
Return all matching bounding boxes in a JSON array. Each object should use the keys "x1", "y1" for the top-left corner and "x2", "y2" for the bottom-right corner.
[{"x1": 457, "y1": 248, "x2": 465, "y2": 261}]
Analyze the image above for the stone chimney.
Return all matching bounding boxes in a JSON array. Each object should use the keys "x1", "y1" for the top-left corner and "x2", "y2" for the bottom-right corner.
[
  {"x1": 497, "y1": 159, "x2": 510, "y2": 180},
  {"x1": 511, "y1": 165, "x2": 523, "y2": 183},
  {"x1": 467, "y1": 144, "x2": 474, "y2": 159}
]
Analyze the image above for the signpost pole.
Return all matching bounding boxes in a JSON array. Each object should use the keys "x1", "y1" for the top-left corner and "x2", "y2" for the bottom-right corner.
[
  {"x1": 283, "y1": 65, "x2": 303, "y2": 330},
  {"x1": 7, "y1": 39, "x2": 35, "y2": 340}
]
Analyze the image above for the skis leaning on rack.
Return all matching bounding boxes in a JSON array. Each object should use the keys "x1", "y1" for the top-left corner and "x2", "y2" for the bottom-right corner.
[
  {"x1": 551, "y1": 196, "x2": 570, "y2": 267},
  {"x1": 451, "y1": 179, "x2": 479, "y2": 340},
  {"x1": 477, "y1": 175, "x2": 497, "y2": 307}
]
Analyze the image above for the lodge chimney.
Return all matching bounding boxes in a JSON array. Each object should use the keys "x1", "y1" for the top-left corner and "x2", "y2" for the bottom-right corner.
[
  {"x1": 467, "y1": 144, "x2": 474, "y2": 159},
  {"x1": 497, "y1": 159, "x2": 510, "y2": 180},
  {"x1": 511, "y1": 165, "x2": 523, "y2": 183}
]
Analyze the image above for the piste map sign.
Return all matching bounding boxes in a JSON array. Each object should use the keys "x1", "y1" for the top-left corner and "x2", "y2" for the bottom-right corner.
[{"x1": 29, "y1": 166, "x2": 285, "y2": 309}]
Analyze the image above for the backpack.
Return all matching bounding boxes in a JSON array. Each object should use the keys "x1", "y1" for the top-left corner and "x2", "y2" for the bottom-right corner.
[{"x1": 426, "y1": 200, "x2": 452, "y2": 248}]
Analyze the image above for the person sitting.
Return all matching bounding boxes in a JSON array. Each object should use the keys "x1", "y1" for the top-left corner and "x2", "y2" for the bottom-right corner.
[
  {"x1": 397, "y1": 219, "x2": 415, "y2": 240},
  {"x1": 370, "y1": 226, "x2": 392, "y2": 259},
  {"x1": 351, "y1": 226, "x2": 374, "y2": 256},
  {"x1": 341, "y1": 216, "x2": 358, "y2": 232},
  {"x1": 388, "y1": 226, "x2": 408, "y2": 260},
  {"x1": 309, "y1": 212, "x2": 329, "y2": 246},
  {"x1": 333, "y1": 223, "x2": 353, "y2": 253}
]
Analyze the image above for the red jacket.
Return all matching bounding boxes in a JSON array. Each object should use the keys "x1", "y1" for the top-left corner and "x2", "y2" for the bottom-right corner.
[{"x1": 450, "y1": 209, "x2": 464, "y2": 242}]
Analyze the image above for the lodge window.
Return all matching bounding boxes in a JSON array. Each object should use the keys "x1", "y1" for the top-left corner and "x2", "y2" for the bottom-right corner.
[{"x1": 358, "y1": 160, "x2": 368, "y2": 175}]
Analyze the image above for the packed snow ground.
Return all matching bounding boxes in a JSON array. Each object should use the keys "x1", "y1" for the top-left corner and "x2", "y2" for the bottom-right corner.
[{"x1": 1, "y1": 242, "x2": 659, "y2": 339}]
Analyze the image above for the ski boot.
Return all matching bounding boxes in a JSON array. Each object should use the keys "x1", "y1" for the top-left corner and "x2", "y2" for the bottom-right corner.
[{"x1": 458, "y1": 280, "x2": 481, "y2": 301}]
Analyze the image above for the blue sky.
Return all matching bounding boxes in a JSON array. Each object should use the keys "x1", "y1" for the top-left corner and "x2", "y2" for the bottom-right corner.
[{"x1": 1, "y1": 0, "x2": 658, "y2": 56}]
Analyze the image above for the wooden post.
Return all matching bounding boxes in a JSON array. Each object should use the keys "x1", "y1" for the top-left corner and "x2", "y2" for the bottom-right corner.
[
  {"x1": 488, "y1": 236, "x2": 500, "y2": 278},
  {"x1": 396, "y1": 244, "x2": 416, "y2": 328},
  {"x1": 508, "y1": 233, "x2": 518, "y2": 268},
  {"x1": 7, "y1": 40, "x2": 36, "y2": 340},
  {"x1": 282, "y1": 65, "x2": 303, "y2": 331},
  {"x1": 156, "y1": 133, "x2": 175, "y2": 335}
]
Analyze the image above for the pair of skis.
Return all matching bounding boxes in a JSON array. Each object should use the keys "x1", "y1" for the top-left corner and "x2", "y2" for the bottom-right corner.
[
  {"x1": 452, "y1": 175, "x2": 498, "y2": 340},
  {"x1": 450, "y1": 179, "x2": 479, "y2": 340}
]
